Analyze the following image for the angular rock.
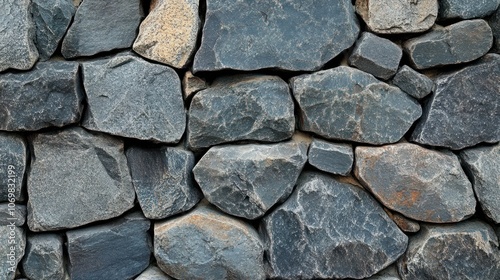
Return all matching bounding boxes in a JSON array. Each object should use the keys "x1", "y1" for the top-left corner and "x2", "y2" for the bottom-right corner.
[
  {"x1": 0, "y1": 225, "x2": 25, "y2": 280},
  {"x1": 67, "y1": 212, "x2": 151, "y2": 280},
  {"x1": 0, "y1": 60, "x2": 84, "y2": 131},
  {"x1": 22, "y1": 234, "x2": 67, "y2": 280},
  {"x1": 135, "y1": 265, "x2": 173, "y2": 280},
  {"x1": 182, "y1": 71, "x2": 207, "y2": 100},
  {"x1": 439, "y1": 0, "x2": 500, "y2": 19},
  {"x1": 367, "y1": 265, "x2": 401, "y2": 280},
  {"x1": 188, "y1": 75, "x2": 295, "y2": 150},
  {"x1": 0, "y1": 133, "x2": 27, "y2": 202},
  {"x1": 490, "y1": 8, "x2": 500, "y2": 49},
  {"x1": 411, "y1": 54, "x2": 500, "y2": 149},
  {"x1": 27, "y1": 127, "x2": 135, "y2": 231},
  {"x1": 392, "y1": 65, "x2": 433, "y2": 99},
  {"x1": 154, "y1": 202, "x2": 265, "y2": 280},
  {"x1": 133, "y1": 0, "x2": 201, "y2": 68},
  {"x1": 291, "y1": 67, "x2": 421, "y2": 145},
  {"x1": 384, "y1": 209, "x2": 420, "y2": 233},
  {"x1": 193, "y1": 0, "x2": 359, "y2": 72},
  {"x1": 260, "y1": 172, "x2": 408, "y2": 279},
  {"x1": 82, "y1": 53, "x2": 185, "y2": 143},
  {"x1": 0, "y1": 204, "x2": 26, "y2": 226},
  {"x1": 355, "y1": 143, "x2": 476, "y2": 223},
  {"x1": 404, "y1": 20, "x2": 493, "y2": 69},
  {"x1": 61, "y1": 0, "x2": 143, "y2": 58},
  {"x1": 308, "y1": 138, "x2": 353, "y2": 176}
]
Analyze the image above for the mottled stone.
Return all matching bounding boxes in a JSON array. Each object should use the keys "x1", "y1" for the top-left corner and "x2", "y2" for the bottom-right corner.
[
  {"x1": 0, "y1": 204, "x2": 26, "y2": 226},
  {"x1": 182, "y1": 71, "x2": 207, "y2": 100},
  {"x1": 82, "y1": 53, "x2": 185, "y2": 143},
  {"x1": 385, "y1": 209, "x2": 420, "y2": 233},
  {"x1": 490, "y1": 8, "x2": 500, "y2": 49},
  {"x1": 135, "y1": 265, "x2": 173, "y2": 280},
  {"x1": 392, "y1": 65, "x2": 433, "y2": 99},
  {"x1": 0, "y1": 226, "x2": 25, "y2": 280},
  {"x1": 193, "y1": 0, "x2": 359, "y2": 72},
  {"x1": 22, "y1": 234, "x2": 67, "y2": 280},
  {"x1": 308, "y1": 138, "x2": 353, "y2": 176},
  {"x1": 439, "y1": 0, "x2": 500, "y2": 19},
  {"x1": 154, "y1": 202, "x2": 265, "y2": 280},
  {"x1": 291, "y1": 67, "x2": 421, "y2": 145},
  {"x1": 27, "y1": 127, "x2": 135, "y2": 231},
  {"x1": 0, "y1": 133, "x2": 27, "y2": 202}
]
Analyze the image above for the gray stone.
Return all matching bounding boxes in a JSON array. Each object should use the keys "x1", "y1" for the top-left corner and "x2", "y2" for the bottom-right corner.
[
  {"x1": 411, "y1": 54, "x2": 500, "y2": 149},
  {"x1": 308, "y1": 138, "x2": 353, "y2": 176},
  {"x1": 126, "y1": 146, "x2": 202, "y2": 219},
  {"x1": 182, "y1": 71, "x2": 207, "y2": 100},
  {"x1": 367, "y1": 265, "x2": 401, "y2": 280},
  {"x1": 61, "y1": 0, "x2": 143, "y2": 58},
  {"x1": 398, "y1": 220, "x2": 500, "y2": 280},
  {"x1": 0, "y1": 0, "x2": 39, "y2": 72},
  {"x1": 135, "y1": 265, "x2": 173, "y2": 280},
  {"x1": 439, "y1": 0, "x2": 500, "y2": 19},
  {"x1": 260, "y1": 172, "x2": 408, "y2": 279},
  {"x1": 67, "y1": 212, "x2": 151, "y2": 280},
  {"x1": 193, "y1": 0, "x2": 359, "y2": 72},
  {"x1": 0, "y1": 225, "x2": 25, "y2": 280},
  {"x1": 291, "y1": 66, "x2": 421, "y2": 145},
  {"x1": 348, "y1": 32, "x2": 402, "y2": 80},
  {"x1": 384, "y1": 209, "x2": 420, "y2": 233},
  {"x1": 27, "y1": 127, "x2": 135, "y2": 231},
  {"x1": 404, "y1": 20, "x2": 493, "y2": 69},
  {"x1": 490, "y1": 8, "x2": 500, "y2": 50},
  {"x1": 0, "y1": 204, "x2": 26, "y2": 226},
  {"x1": 355, "y1": 143, "x2": 476, "y2": 223},
  {"x1": 0, "y1": 133, "x2": 27, "y2": 202},
  {"x1": 22, "y1": 234, "x2": 67, "y2": 280},
  {"x1": 0, "y1": 60, "x2": 84, "y2": 131},
  {"x1": 154, "y1": 202, "x2": 265, "y2": 280},
  {"x1": 82, "y1": 53, "x2": 185, "y2": 143},
  {"x1": 188, "y1": 75, "x2": 295, "y2": 150},
  {"x1": 392, "y1": 66, "x2": 433, "y2": 99}
]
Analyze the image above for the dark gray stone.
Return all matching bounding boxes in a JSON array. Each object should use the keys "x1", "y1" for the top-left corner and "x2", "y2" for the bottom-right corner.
[
  {"x1": 260, "y1": 172, "x2": 408, "y2": 279},
  {"x1": 291, "y1": 66, "x2": 421, "y2": 145},
  {"x1": 392, "y1": 66, "x2": 433, "y2": 99},
  {"x1": 439, "y1": 0, "x2": 500, "y2": 19},
  {"x1": 135, "y1": 265, "x2": 173, "y2": 280},
  {"x1": 0, "y1": 204, "x2": 26, "y2": 226},
  {"x1": 308, "y1": 138, "x2": 353, "y2": 176},
  {"x1": 82, "y1": 53, "x2": 185, "y2": 143},
  {"x1": 0, "y1": 133, "x2": 27, "y2": 202},
  {"x1": 22, "y1": 234, "x2": 67, "y2": 280},
  {"x1": 193, "y1": 0, "x2": 359, "y2": 72},
  {"x1": 67, "y1": 212, "x2": 151, "y2": 280},
  {"x1": 0, "y1": 225, "x2": 25, "y2": 280},
  {"x1": 0, "y1": 60, "x2": 83, "y2": 131},
  {"x1": 490, "y1": 8, "x2": 500, "y2": 50},
  {"x1": 384, "y1": 209, "x2": 420, "y2": 233},
  {"x1": 27, "y1": 127, "x2": 135, "y2": 231},
  {"x1": 367, "y1": 265, "x2": 401, "y2": 280},
  {"x1": 404, "y1": 20, "x2": 493, "y2": 69},
  {"x1": 187, "y1": 75, "x2": 295, "y2": 150},
  {"x1": 411, "y1": 54, "x2": 500, "y2": 149}
]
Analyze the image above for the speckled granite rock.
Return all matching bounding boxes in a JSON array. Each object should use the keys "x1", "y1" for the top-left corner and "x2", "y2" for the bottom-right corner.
[
  {"x1": 22, "y1": 234, "x2": 67, "y2": 280},
  {"x1": 308, "y1": 138, "x2": 353, "y2": 176},
  {"x1": 0, "y1": 133, "x2": 27, "y2": 202},
  {"x1": 0, "y1": 225, "x2": 25, "y2": 280},
  {"x1": 392, "y1": 66, "x2": 433, "y2": 99},
  {"x1": 439, "y1": 0, "x2": 500, "y2": 19}
]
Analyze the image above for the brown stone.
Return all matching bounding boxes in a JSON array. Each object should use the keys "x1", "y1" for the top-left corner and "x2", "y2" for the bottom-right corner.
[
  {"x1": 385, "y1": 208, "x2": 420, "y2": 233},
  {"x1": 182, "y1": 70, "x2": 207, "y2": 100}
]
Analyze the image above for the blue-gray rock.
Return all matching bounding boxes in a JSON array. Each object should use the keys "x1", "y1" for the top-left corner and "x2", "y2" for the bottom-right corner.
[
  {"x1": 82, "y1": 53, "x2": 185, "y2": 143},
  {"x1": 187, "y1": 75, "x2": 295, "y2": 150},
  {"x1": 126, "y1": 146, "x2": 202, "y2": 219},
  {"x1": 411, "y1": 54, "x2": 500, "y2": 149},
  {"x1": 291, "y1": 67, "x2": 421, "y2": 145},
  {"x1": 355, "y1": 143, "x2": 476, "y2": 223},
  {"x1": 366, "y1": 265, "x2": 401, "y2": 280},
  {"x1": 260, "y1": 171, "x2": 408, "y2": 279},
  {"x1": 0, "y1": 133, "x2": 27, "y2": 202},
  {"x1": 392, "y1": 66, "x2": 433, "y2": 99},
  {"x1": 439, "y1": 0, "x2": 500, "y2": 19},
  {"x1": 0, "y1": 60, "x2": 83, "y2": 131},
  {"x1": 0, "y1": 225, "x2": 25, "y2": 280},
  {"x1": 154, "y1": 202, "x2": 265, "y2": 280},
  {"x1": 61, "y1": 0, "x2": 143, "y2": 58},
  {"x1": 0, "y1": 204, "x2": 26, "y2": 226},
  {"x1": 490, "y1": 8, "x2": 500, "y2": 50},
  {"x1": 135, "y1": 265, "x2": 173, "y2": 280},
  {"x1": 348, "y1": 32, "x2": 402, "y2": 80},
  {"x1": 27, "y1": 127, "x2": 135, "y2": 231},
  {"x1": 193, "y1": 0, "x2": 359, "y2": 72},
  {"x1": 66, "y1": 212, "x2": 151, "y2": 280},
  {"x1": 22, "y1": 234, "x2": 67, "y2": 280},
  {"x1": 308, "y1": 138, "x2": 353, "y2": 176},
  {"x1": 404, "y1": 20, "x2": 493, "y2": 69}
]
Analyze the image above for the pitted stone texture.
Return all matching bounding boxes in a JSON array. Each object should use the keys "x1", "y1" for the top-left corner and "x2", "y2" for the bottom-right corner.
[
  {"x1": 398, "y1": 220, "x2": 500, "y2": 280},
  {"x1": 0, "y1": 133, "x2": 27, "y2": 202},
  {"x1": 188, "y1": 75, "x2": 295, "y2": 150},
  {"x1": 135, "y1": 265, "x2": 173, "y2": 280},
  {"x1": 82, "y1": 54, "x2": 185, "y2": 143},
  {"x1": 22, "y1": 234, "x2": 66, "y2": 280},
  {"x1": 193, "y1": 0, "x2": 359, "y2": 72},
  {"x1": 404, "y1": 20, "x2": 493, "y2": 69},
  {"x1": 0, "y1": 204, "x2": 26, "y2": 226},
  {"x1": 133, "y1": 0, "x2": 200, "y2": 69},
  {"x1": 355, "y1": 143, "x2": 476, "y2": 223},
  {"x1": 490, "y1": 8, "x2": 500, "y2": 49},
  {"x1": 385, "y1": 209, "x2": 420, "y2": 233},
  {"x1": 27, "y1": 127, "x2": 135, "y2": 231},
  {"x1": 0, "y1": 226, "x2": 25, "y2": 280},
  {"x1": 182, "y1": 71, "x2": 207, "y2": 100},
  {"x1": 411, "y1": 54, "x2": 500, "y2": 149},
  {"x1": 308, "y1": 138, "x2": 353, "y2": 176},
  {"x1": 439, "y1": 0, "x2": 500, "y2": 19},
  {"x1": 0, "y1": 60, "x2": 83, "y2": 131},
  {"x1": 392, "y1": 66, "x2": 433, "y2": 99},
  {"x1": 260, "y1": 172, "x2": 408, "y2": 279},
  {"x1": 291, "y1": 67, "x2": 421, "y2": 145},
  {"x1": 154, "y1": 202, "x2": 266, "y2": 280}
]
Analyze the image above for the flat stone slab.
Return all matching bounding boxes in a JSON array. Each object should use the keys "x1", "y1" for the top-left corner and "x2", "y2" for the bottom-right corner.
[
  {"x1": 308, "y1": 138, "x2": 353, "y2": 176},
  {"x1": 0, "y1": 133, "x2": 27, "y2": 202},
  {"x1": 0, "y1": 204, "x2": 26, "y2": 226},
  {"x1": 0, "y1": 225, "x2": 25, "y2": 280},
  {"x1": 22, "y1": 234, "x2": 66, "y2": 280},
  {"x1": 392, "y1": 65, "x2": 433, "y2": 99},
  {"x1": 439, "y1": 0, "x2": 500, "y2": 19}
]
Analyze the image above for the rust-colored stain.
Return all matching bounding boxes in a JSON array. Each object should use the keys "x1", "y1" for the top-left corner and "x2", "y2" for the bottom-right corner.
[{"x1": 389, "y1": 189, "x2": 421, "y2": 208}]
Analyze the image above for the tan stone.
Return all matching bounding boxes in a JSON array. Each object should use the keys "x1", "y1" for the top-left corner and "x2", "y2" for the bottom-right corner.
[{"x1": 182, "y1": 70, "x2": 207, "y2": 99}]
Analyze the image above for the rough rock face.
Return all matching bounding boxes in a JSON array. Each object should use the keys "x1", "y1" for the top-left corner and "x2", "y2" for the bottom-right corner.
[
  {"x1": 27, "y1": 127, "x2": 135, "y2": 231},
  {"x1": 411, "y1": 54, "x2": 500, "y2": 149},
  {"x1": 135, "y1": 265, "x2": 173, "y2": 280},
  {"x1": 385, "y1": 209, "x2": 420, "y2": 233},
  {"x1": 188, "y1": 75, "x2": 295, "y2": 150},
  {"x1": 308, "y1": 138, "x2": 353, "y2": 176},
  {"x1": 490, "y1": 8, "x2": 500, "y2": 49},
  {"x1": 355, "y1": 143, "x2": 476, "y2": 223},
  {"x1": 0, "y1": 204, "x2": 26, "y2": 226},
  {"x1": 0, "y1": 133, "x2": 27, "y2": 202},
  {"x1": 0, "y1": 225, "x2": 25, "y2": 280},
  {"x1": 193, "y1": 0, "x2": 359, "y2": 72},
  {"x1": 392, "y1": 65, "x2": 433, "y2": 99},
  {"x1": 367, "y1": 265, "x2": 401, "y2": 280},
  {"x1": 260, "y1": 172, "x2": 408, "y2": 279},
  {"x1": 439, "y1": 0, "x2": 500, "y2": 19},
  {"x1": 22, "y1": 234, "x2": 66, "y2": 280},
  {"x1": 182, "y1": 71, "x2": 207, "y2": 100},
  {"x1": 154, "y1": 202, "x2": 266, "y2": 280},
  {"x1": 291, "y1": 67, "x2": 421, "y2": 145}
]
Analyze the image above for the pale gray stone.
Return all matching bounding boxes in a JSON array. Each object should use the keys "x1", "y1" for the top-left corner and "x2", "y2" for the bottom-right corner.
[
  {"x1": 439, "y1": 0, "x2": 500, "y2": 19},
  {"x1": 22, "y1": 234, "x2": 67, "y2": 280},
  {"x1": 392, "y1": 66, "x2": 433, "y2": 99},
  {"x1": 0, "y1": 225, "x2": 25, "y2": 280},
  {"x1": 0, "y1": 204, "x2": 25, "y2": 226},
  {"x1": 0, "y1": 133, "x2": 27, "y2": 202},
  {"x1": 135, "y1": 265, "x2": 173, "y2": 280},
  {"x1": 308, "y1": 138, "x2": 353, "y2": 176}
]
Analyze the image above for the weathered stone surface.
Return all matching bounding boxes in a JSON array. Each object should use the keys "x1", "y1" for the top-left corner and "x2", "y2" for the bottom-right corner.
[
  {"x1": 411, "y1": 54, "x2": 500, "y2": 149},
  {"x1": 0, "y1": 226, "x2": 25, "y2": 280},
  {"x1": 22, "y1": 234, "x2": 67, "y2": 280},
  {"x1": 490, "y1": 8, "x2": 500, "y2": 49},
  {"x1": 291, "y1": 67, "x2": 421, "y2": 145},
  {"x1": 193, "y1": 0, "x2": 359, "y2": 72},
  {"x1": 392, "y1": 65, "x2": 433, "y2": 99},
  {"x1": 27, "y1": 127, "x2": 135, "y2": 231},
  {"x1": 188, "y1": 75, "x2": 295, "y2": 150},
  {"x1": 61, "y1": 0, "x2": 143, "y2": 58},
  {"x1": 154, "y1": 202, "x2": 266, "y2": 280},
  {"x1": 348, "y1": 32, "x2": 402, "y2": 80},
  {"x1": 366, "y1": 265, "x2": 401, "y2": 280},
  {"x1": 385, "y1": 209, "x2": 420, "y2": 233},
  {"x1": 308, "y1": 138, "x2": 353, "y2": 176},
  {"x1": 82, "y1": 53, "x2": 185, "y2": 143},
  {"x1": 404, "y1": 20, "x2": 493, "y2": 69},
  {"x1": 260, "y1": 172, "x2": 408, "y2": 279},
  {"x1": 398, "y1": 220, "x2": 500, "y2": 280},
  {"x1": 0, "y1": 133, "x2": 26, "y2": 202},
  {"x1": 0, "y1": 61, "x2": 83, "y2": 131},
  {"x1": 135, "y1": 265, "x2": 173, "y2": 280},
  {"x1": 133, "y1": 0, "x2": 200, "y2": 68},
  {"x1": 0, "y1": 204, "x2": 26, "y2": 226},
  {"x1": 355, "y1": 143, "x2": 476, "y2": 223},
  {"x1": 182, "y1": 71, "x2": 207, "y2": 100},
  {"x1": 126, "y1": 146, "x2": 202, "y2": 219},
  {"x1": 439, "y1": 0, "x2": 500, "y2": 19},
  {"x1": 355, "y1": 0, "x2": 438, "y2": 34},
  {"x1": 67, "y1": 212, "x2": 151, "y2": 280}
]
